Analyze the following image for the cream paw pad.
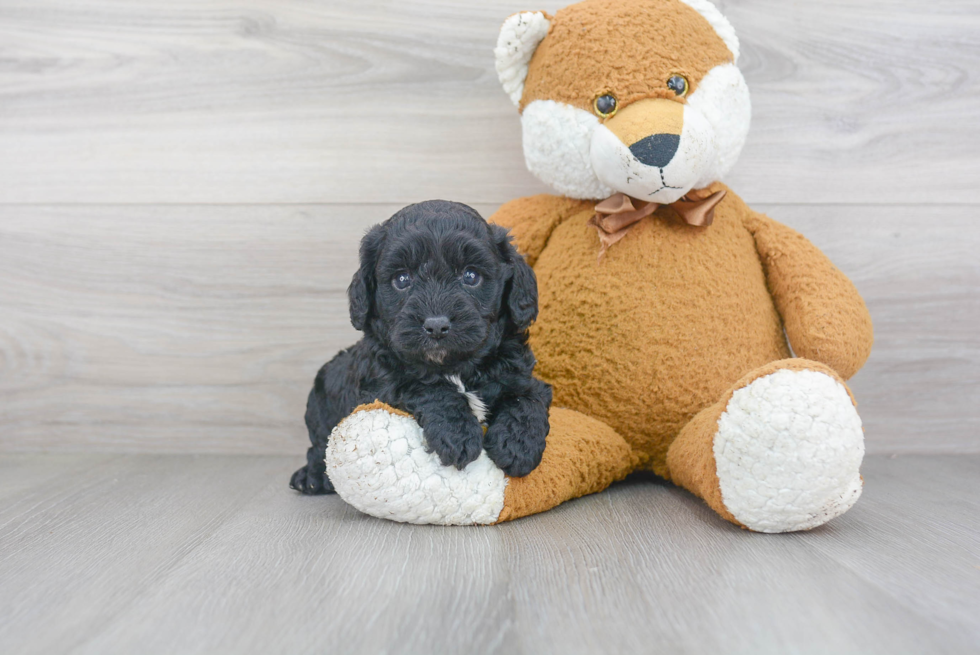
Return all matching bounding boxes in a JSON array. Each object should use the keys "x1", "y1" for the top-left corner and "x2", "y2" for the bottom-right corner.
[
  {"x1": 325, "y1": 403, "x2": 507, "y2": 525},
  {"x1": 714, "y1": 369, "x2": 865, "y2": 533}
]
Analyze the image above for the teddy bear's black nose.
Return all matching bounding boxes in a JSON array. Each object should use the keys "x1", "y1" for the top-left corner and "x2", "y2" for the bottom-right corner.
[
  {"x1": 423, "y1": 316, "x2": 451, "y2": 339},
  {"x1": 629, "y1": 133, "x2": 681, "y2": 168}
]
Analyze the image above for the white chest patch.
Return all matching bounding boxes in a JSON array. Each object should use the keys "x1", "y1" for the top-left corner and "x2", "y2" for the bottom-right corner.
[{"x1": 445, "y1": 374, "x2": 488, "y2": 424}]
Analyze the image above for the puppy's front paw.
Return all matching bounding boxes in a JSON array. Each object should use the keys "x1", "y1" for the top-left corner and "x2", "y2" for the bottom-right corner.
[
  {"x1": 484, "y1": 405, "x2": 548, "y2": 478},
  {"x1": 423, "y1": 419, "x2": 484, "y2": 470}
]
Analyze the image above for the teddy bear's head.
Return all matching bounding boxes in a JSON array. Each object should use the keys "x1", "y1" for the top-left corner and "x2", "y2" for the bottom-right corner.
[{"x1": 495, "y1": 0, "x2": 750, "y2": 202}]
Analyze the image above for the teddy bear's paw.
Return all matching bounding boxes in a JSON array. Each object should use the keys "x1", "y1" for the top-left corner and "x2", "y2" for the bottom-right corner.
[
  {"x1": 714, "y1": 369, "x2": 865, "y2": 533},
  {"x1": 324, "y1": 406, "x2": 507, "y2": 525}
]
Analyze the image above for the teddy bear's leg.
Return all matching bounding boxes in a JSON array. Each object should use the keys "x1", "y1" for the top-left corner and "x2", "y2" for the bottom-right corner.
[
  {"x1": 666, "y1": 359, "x2": 865, "y2": 533},
  {"x1": 493, "y1": 406, "x2": 637, "y2": 523},
  {"x1": 325, "y1": 402, "x2": 635, "y2": 525}
]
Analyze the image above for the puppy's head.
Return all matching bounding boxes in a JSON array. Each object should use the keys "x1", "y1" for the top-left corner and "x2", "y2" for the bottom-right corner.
[{"x1": 348, "y1": 200, "x2": 537, "y2": 367}]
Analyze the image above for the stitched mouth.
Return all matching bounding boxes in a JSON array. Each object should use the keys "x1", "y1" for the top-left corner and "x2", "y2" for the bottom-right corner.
[{"x1": 642, "y1": 168, "x2": 685, "y2": 197}]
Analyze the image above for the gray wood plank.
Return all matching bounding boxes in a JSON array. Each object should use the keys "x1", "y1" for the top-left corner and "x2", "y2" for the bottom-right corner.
[
  {"x1": 2, "y1": 204, "x2": 977, "y2": 454},
  {"x1": 0, "y1": 453, "x2": 119, "y2": 501},
  {"x1": 0, "y1": 454, "x2": 288, "y2": 655},
  {"x1": 72, "y1": 463, "x2": 521, "y2": 655},
  {"x1": 495, "y1": 473, "x2": 979, "y2": 654},
  {"x1": 797, "y1": 455, "x2": 980, "y2": 640},
  {"x1": 0, "y1": 0, "x2": 977, "y2": 204},
  {"x1": 0, "y1": 203, "x2": 403, "y2": 454},
  {"x1": 0, "y1": 454, "x2": 975, "y2": 654}
]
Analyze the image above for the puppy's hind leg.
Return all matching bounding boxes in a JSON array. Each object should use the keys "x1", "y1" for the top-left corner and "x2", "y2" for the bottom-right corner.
[
  {"x1": 291, "y1": 352, "x2": 358, "y2": 495},
  {"x1": 290, "y1": 446, "x2": 335, "y2": 495},
  {"x1": 290, "y1": 384, "x2": 337, "y2": 495}
]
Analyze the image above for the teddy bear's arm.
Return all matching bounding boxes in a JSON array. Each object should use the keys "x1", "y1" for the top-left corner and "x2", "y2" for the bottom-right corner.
[
  {"x1": 743, "y1": 211, "x2": 874, "y2": 380},
  {"x1": 489, "y1": 194, "x2": 593, "y2": 266}
]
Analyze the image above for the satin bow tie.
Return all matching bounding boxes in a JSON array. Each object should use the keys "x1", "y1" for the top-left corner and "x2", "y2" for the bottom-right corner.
[{"x1": 587, "y1": 188, "x2": 727, "y2": 262}]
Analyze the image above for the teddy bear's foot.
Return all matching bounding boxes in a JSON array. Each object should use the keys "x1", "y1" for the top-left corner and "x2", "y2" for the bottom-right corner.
[
  {"x1": 324, "y1": 402, "x2": 507, "y2": 525},
  {"x1": 325, "y1": 403, "x2": 635, "y2": 525},
  {"x1": 668, "y1": 359, "x2": 865, "y2": 533}
]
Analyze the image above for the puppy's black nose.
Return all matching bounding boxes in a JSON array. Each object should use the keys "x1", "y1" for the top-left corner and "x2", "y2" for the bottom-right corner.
[
  {"x1": 423, "y1": 316, "x2": 451, "y2": 339},
  {"x1": 629, "y1": 133, "x2": 680, "y2": 168}
]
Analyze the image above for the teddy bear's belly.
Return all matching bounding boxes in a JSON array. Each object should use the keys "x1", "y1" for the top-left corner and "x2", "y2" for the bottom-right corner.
[{"x1": 529, "y1": 207, "x2": 790, "y2": 472}]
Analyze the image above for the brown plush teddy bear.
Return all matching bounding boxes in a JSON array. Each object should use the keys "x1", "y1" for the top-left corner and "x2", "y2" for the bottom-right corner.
[{"x1": 323, "y1": 0, "x2": 874, "y2": 533}]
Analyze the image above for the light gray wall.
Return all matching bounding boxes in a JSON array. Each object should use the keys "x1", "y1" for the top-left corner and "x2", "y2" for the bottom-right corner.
[{"x1": 1, "y1": 0, "x2": 978, "y2": 453}]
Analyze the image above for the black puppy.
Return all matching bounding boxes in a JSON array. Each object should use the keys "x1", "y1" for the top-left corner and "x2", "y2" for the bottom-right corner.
[{"x1": 290, "y1": 200, "x2": 552, "y2": 495}]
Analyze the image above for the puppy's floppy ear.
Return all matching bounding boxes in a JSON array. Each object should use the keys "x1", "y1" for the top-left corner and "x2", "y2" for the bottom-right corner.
[
  {"x1": 348, "y1": 224, "x2": 385, "y2": 332},
  {"x1": 491, "y1": 224, "x2": 538, "y2": 332}
]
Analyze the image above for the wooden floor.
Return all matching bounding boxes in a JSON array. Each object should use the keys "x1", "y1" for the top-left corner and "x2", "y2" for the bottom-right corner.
[{"x1": 1, "y1": 454, "x2": 977, "y2": 654}]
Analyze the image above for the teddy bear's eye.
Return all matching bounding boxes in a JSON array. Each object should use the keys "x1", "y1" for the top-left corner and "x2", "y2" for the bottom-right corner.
[
  {"x1": 593, "y1": 94, "x2": 618, "y2": 118},
  {"x1": 668, "y1": 75, "x2": 689, "y2": 97}
]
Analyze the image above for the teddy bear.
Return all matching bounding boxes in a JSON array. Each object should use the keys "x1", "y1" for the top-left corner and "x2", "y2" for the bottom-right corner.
[{"x1": 322, "y1": 0, "x2": 874, "y2": 533}]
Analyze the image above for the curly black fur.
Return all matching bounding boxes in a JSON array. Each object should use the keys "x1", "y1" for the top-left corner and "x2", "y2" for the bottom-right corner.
[{"x1": 290, "y1": 200, "x2": 552, "y2": 495}]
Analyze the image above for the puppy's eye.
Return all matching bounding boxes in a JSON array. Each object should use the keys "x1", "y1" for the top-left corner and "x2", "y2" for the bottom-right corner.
[
  {"x1": 593, "y1": 93, "x2": 618, "y2": 118},
  {"x1": 392, "y1": 272, "x2": 412, "y2": 291},
  {"x1": 461, "y1": 268, "x2": 482, "y2": 287},
  {"x1": 667, "y1": 75, "x2": 689, "y2": 97}
]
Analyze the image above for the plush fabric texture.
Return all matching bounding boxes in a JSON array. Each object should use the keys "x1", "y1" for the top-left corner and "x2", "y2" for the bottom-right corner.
[
  {"x1": 677, "y1": 0, "x2": 740, "y2": 61},
  {"x1": 713, "y1": 367, "x2": 864, "y2": 532},
  {"x1": 520, "y1": 0, "x2": 733, "y2": 113},
  {"x1": 511, "y1": 0, "x2": 752, "y2": 201},
  {"x1": 325, "y1": 403, "x2": 508, "y2": 525},
  {"x1": 491, "y1": 194, "x2": 594, "y2": 267},
  {"x1": 589, "y1": 96, "x2": 720, "y2": 204},
  {"x1": 495, "y1": 11, "x2": 552, "y2": 106},
  {"x1": 743, "y1": 213, "x2": 874, "y2": 379},
  {"x1": 520, "y1": 100, "x2": 613, "y2": 200},
  {"x1": 495, "y1": 407, "x2": 637, "y2": 523},
  {"x1": 666, "y1": 358, "x2": 860, "y2": 531},
  {"x1": 519, "y1": 67, "x2": 752, "y2": 202},
  {"x1": 684, "y1": 63, "x2": 752, "y2": 188},
  {"x1": 325, "y1": 403, "x2": 636, "y2": 526},
  {"x1": 499, "y1": 184, "x2": 802, "y2": 476}
]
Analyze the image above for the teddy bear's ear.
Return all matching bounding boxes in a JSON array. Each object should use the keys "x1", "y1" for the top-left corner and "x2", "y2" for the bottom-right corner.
[
  {"x1": 494, "y1": 11, "x2": 551, "y2": 107},
  {"x1": 679, "y1": 0, "x2": 740, "y2": 62}
]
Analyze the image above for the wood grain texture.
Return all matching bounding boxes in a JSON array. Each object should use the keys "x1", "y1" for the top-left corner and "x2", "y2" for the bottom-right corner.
[
  {"x1": 0, "y1": 0, "x2": 978, "y2": 204},
  {"x1": 0, "y1": 454, "x2": 290, "y2": 655},
  {"x1": 0, "y1": 453, "x2": 977, "y2": 654},
  {"x1": 1, "y1": 203, "x2": 977, "y2": 454}
]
